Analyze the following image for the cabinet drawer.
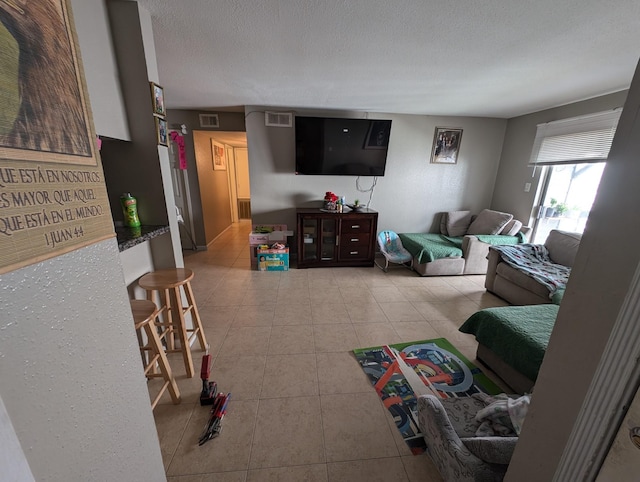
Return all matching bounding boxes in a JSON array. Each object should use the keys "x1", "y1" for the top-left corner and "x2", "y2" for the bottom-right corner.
[
  {"x1": 340, "y1": 234, "x2": 369, "y2": 247},
  {"x1": 341, "y1": 219, "x2": 372, "y2": 234},
  {"x1": 339, "y1": 245, "x2": 370, "y2": 260}
]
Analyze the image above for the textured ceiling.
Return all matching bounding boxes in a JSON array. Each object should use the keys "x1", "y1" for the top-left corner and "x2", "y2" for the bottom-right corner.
[{"x1": 135, "y1": 0, "x2": 640, "y2": 118}]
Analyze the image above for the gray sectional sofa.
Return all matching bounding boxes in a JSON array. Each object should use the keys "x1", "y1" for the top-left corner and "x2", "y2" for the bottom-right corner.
[
  {"x1": 399, "y1": 209, "x2": 531, "y2": 276},
  {"x1": 485, "y1": 229, "x2": 582, "y2": 305}
]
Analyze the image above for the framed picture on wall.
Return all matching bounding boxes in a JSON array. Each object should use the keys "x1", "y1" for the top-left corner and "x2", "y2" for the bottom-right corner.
[
  {"x1": 430, "y1": 127, "x2": 463, "y2": 164},
  {"x1": 150, "y1": 82, "x2": 166, "y2": 116},
  {"x1": 211, "y1": 139, "x2": 226, "y2": 170},
  {"x1": 156, "y1": 117, "x2": 168, "y2": 146}
]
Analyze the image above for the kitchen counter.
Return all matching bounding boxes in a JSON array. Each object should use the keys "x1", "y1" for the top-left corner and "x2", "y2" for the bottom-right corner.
[{"x1": 115, "y1": 225, "x2": 170, "y2": 251}]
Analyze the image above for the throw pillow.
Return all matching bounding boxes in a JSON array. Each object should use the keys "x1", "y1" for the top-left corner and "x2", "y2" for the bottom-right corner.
[
  {"x1": 467, "y1": 209, "x2": 513, "y2": 235},
  {"x1": 460, "y1": 437, "x2": 517, "y2": 465},
  {"x1": 500, "y1": 219, "x2": 523, "y2": 236},
  {"x1": 446, "y1": 210, "x2": 473, "y2": 237},
  {"x1": 440, "y1": 212, "x2": 449, "y2": 235}
]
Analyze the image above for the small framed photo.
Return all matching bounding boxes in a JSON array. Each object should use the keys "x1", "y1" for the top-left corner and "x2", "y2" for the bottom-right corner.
[
  {"x1": 430, "y1": 127, "x2": 463, "y2": 164},
  {"x1": 155, "y1": 117, "x2": 168, "y2": 146},
  {"x1": 211, "y1": 139, "x2": 226, "y2": 170},
  {"x1": 150, "y1": 82, "x2": 166, "y2": 116}
]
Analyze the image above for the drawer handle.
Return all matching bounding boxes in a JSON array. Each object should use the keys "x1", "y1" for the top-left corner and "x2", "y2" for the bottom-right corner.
[
  {"x1": 350, "y1": 238, "x2": 359, "y2": 242},
  {"x1": 350, "y1": 251, "x2": 358, "y2": 255},
  {"x1": 351, "y1": 225, "x2": 360, "y2": 229}
]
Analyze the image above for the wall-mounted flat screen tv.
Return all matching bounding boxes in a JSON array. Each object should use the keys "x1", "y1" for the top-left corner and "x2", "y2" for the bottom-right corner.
[{"x1": 295, "y1": 116, "x2": 392, "y2": 176}]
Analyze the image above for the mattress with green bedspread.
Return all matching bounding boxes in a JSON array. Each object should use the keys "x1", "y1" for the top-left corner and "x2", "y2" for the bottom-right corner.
[
  {"x1": 398, "y1": 232, "x2": 524, "y2": 265},
  {"x1": 459, "y1": 304, "x2": 559, "y2": 382}
]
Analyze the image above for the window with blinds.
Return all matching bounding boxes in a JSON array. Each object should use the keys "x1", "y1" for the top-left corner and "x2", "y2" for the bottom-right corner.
[{"x1": 529, "y1": 109, "x2": 622, "y2": 166}]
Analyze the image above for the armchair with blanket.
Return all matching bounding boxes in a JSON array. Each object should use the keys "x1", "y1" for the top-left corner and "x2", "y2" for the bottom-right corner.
[
  {"x1": 485, "y1": 229, "x2": 582, "y2": 305},
  {"x1": 398, "y1": 209, "x2": 531, "y2": 276}
]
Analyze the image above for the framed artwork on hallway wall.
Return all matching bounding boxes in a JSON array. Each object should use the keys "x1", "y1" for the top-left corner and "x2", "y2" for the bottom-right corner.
[
  {"x1": 211, "y1": 139, "x2": 226, "y2": 170},
  {"x1": 431, "y1": 127, "x2": 463, "y2": 164},
  {"x1": 155, "y1": 117, "x2": 168, "y2": 146},
  {"x1": 150, "y1": 82, "x2": 165, "y2": 117}
]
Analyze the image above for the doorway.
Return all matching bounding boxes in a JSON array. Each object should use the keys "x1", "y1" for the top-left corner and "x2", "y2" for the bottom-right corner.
[
  {"x1": 192, "y1": 131, "x2": 249, "y2": 245},
  {"x1": 532, "y1": 162, "x2": 606, "y2": 243}
]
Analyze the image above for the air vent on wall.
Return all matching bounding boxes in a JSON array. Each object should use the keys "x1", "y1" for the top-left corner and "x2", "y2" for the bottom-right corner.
[
  {"x1": 265, "y1": 111, "x2": 292, "y2": 127},
  {"x1": 199, "y1": 113, "x2": 219, "y2": 128}
]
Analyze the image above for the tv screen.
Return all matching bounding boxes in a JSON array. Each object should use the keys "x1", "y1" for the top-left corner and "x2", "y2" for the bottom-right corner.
[{"x1": 295, "y1": 117, "x2": 391, "y2": 176}]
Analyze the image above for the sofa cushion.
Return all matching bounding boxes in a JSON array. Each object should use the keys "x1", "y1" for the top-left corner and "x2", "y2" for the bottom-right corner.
[
  {"x1": 496, "y1": 263, "x2": 553, "y2": 299},
  {"x1": 545, "y1": 230, "x2": 581, "y2": 267},
  {"x1": 445, "y1": 210, "x2": 473, "y2": 237},
  {"x1": 500, "y1": 219, "x2": 523, "y2": 236},
  {"x1": 467, "y1": 209, "x2": 514, "y2": 235},
  {"x1": 460, "y1": 437, "x2": 517, "y2": 465}
]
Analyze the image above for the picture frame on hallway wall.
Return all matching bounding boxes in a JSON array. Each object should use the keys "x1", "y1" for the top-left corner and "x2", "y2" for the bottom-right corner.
[
  {"x1": 430, "y1": 127, "x2": 463, "y2": 164},
  {"x1": 156, "y1": 117, "x2": 168, "y2": 146},
  {"x1": 150, "y1": 82, "x2": 166, "y2": 117},
  {"x1": 211, "y1": 139, "x2": 226, "y2": 170}
]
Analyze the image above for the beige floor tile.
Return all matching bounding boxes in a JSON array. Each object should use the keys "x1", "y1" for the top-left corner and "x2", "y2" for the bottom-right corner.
[
  {"x1": 233, "y1": 304, "x2": 275, "y2": 326},
  {"x1": 157, "y1": 223, "x2": 487, "y2": 479},
  {"x1": 402, "y1": 454, "x2": 444, "y2": 482},
  {"x1": 260, "y1": 354, "x2": 318, "y2": 398},
  {"x1": 242, "y1": 289, "x2": 279, "y2": 306},
  {"x1": 346, "y1": 302, "x2": 388, "y2": 323},
  {"x1": 211, "y1": 355, "x2": 267, "y2": 401},
  {"x1": 316, "y1": 352, "x2": 373, "y2": 395},
  {"x1": 410, "y1": 301, "x2": 458, "y2": 321},
  {"x1": 199, "y1": 305, "x2": 239, "y2": 326},
  {"x1": 154, "y1": 402, "x2": 198, "y2": 472},
  {"x1": 311, "y1": 302, "x2": 351, "y2": 324},
  {"x1": 200, "y1": 471, "x2": 248, "y2": 482},
  {"x1": 430, "y1": 321, "x2": 478, "y2": 348},
  {"x1": 149, "y1": 368, "x2": 207, "y2": 406},
  {"x1": 167, "y1": 400, "x2": 258, "y2": 475},
  {"x1": 310, "y1": 287, "x2": 344, "y2": 304},
  {"x1": 399, "y1": 287, "x2": 440, "y2": 302},
  {"x1": 206, "y1": 290, "x2": 247, "y2": 306},
  {"x1": 339, "y1": 287, "x2": 377, "y2": 303},
  {"x1": 277, "y1": 287, "x2": 311, "y2": 304},
  {"x1": 268, "y1": 325, "x2": 315, "y2": 354},
  {"x1": 313, "y1": 324, "x2": 360, "y2": 353},
  {"x1": 327, "y1": 457, "x2": 408, "y2": 482},
  {"x1": 249, "y1": 396, "x2": 325, "y2": 469},
  {"x1": 321, "y1": 392, "x2": 399, "y2": 462},
  {"x1": 274, "y1": 303, "x2": 313, "y2": 325},
  {"x1": 167, "y1": 475, "x2": 204, "y2": 482},
  {"x1": 218, "y1": 326, "x2": 272, "y2": 357},
  {"x1": 370, "y1": 286, "x2": 409, "y2": 302},
  {"x1": 378, "y1": 301, "x2": 426, "y2": 322},
  {"x1": 391, "y1": 321, "x2": 441, "y2": 343},
  {"x1": 247, "y1": 464, "x2": 328, "y2": 481},
  {"x1": 353, "y1": 323, "x2": 402, "y2": 348}
]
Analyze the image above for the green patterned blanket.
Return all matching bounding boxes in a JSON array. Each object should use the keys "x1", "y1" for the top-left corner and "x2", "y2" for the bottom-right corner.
[
  {"x1": 459, "y1": 304, "x2": 559, "y2": 381},
  {"x1": 398, "y1": 233, "x2": 524, "y2": 264}
]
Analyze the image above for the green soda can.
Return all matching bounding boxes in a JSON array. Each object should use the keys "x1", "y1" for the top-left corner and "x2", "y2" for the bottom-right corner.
[{"x1": 120, "y1": 193, "x2": 141, "y2": 227}]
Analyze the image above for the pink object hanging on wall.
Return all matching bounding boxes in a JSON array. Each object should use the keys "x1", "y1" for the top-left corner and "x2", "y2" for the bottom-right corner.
[{"x1": 170, "y1": 131, "x2": 187, "y2": 170}]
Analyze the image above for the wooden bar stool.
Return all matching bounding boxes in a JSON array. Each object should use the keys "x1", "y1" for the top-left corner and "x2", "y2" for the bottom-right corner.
[
  {"x1": 138, "y1": 268, "x2": 208, "y2": 378},
  {"x1": 130, "y1": 299, "x2": 181, "y2": 408}
]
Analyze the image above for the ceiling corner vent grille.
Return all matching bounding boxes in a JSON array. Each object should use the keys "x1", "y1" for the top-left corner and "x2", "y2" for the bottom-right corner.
[
  {"x1": 265, "y1": 111, "x2": 292, "y2": 127},
  {"x1": 199, "y1": 113, "x2": 219, "y2": 128}
]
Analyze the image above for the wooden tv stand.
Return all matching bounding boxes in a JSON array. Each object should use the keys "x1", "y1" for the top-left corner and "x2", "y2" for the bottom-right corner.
[{"x1": 296, "y1": 208, "x2": 378, "y2": 268}]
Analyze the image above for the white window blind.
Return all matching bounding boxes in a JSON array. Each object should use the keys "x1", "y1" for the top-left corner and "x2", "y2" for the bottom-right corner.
[{"x1": 529, "y1": 109, "x2": 622, "y2": 166}]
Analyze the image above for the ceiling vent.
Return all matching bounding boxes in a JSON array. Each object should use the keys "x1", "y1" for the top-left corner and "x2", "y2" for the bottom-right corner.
[
  {"x1": 265, "y1": 111, "x2": 292, "y2": 127},
  {"x1": 199, "y1": 113, "x2": 219, "y2": 128}
]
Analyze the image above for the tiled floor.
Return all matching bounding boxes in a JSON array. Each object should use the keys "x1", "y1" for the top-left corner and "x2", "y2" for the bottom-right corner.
[{"x1": 150, "y1": 220, "x2": 510, "y2": 481}]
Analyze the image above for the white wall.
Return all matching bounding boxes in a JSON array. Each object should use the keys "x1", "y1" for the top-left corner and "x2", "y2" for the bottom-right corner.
[
  {"x1": 0, "y1": 240, "x2": 165, "y2": 481},
  {"x1": 245, "y1": 106, "x2": 508, "y2": 234},
  {"x1": 71, "y1": 0, "x2": 130, "y2": 140}
]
